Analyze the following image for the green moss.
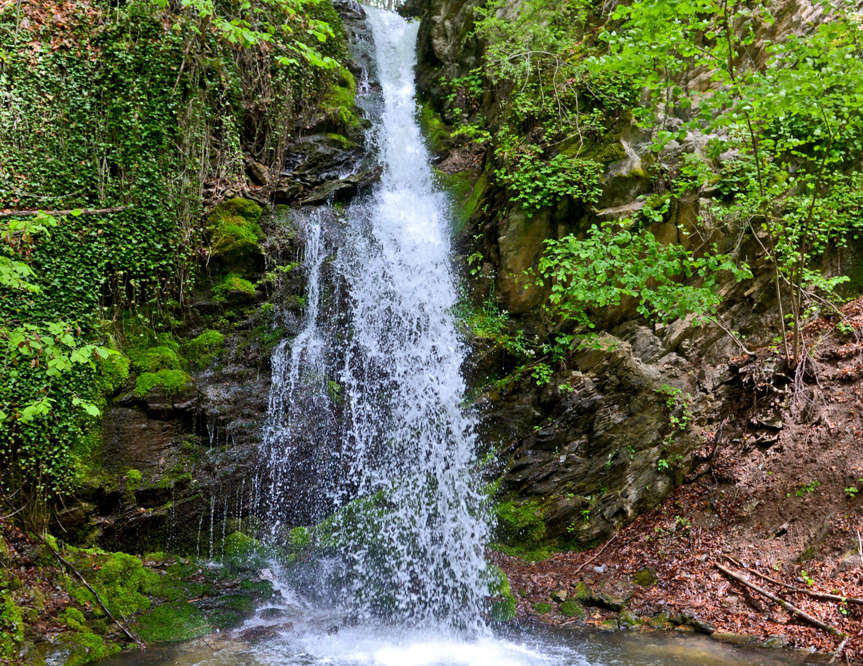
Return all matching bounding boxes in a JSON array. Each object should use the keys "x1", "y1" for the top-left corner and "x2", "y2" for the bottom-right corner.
[
  {"x1": 573, "y1": 581, "x2": 593, "y2": 602},
  {"x1": 96, "y1": 351, "x2": 130, "y2": 395},
  {"x1": 493, "y1": 499, "x2": 548, "y2": 559},
  {"x1": 133, "y1": 369, "x2": 192, "y2": 398},
  {"x1": 129, "y1": 345, "x2": 182, "y2": 373},
  {"x1": 323, "y1": 66, "x2": 360, "y2": 130},
  {"x1": 633, "y1": 568, "x2": 657, "y2": 586},
  {"x1": 487, "y1": 564, "x2": 517, "y2": 622},
  {"x1": 222, "y1": 531, "x2": 268, "y2": 571},
  {"x1": 125, "y1": 468, "x2": 142, "y2": 488},
  {"x1": 325, "y1": 132, "x2": 354, "y2": 149},
  {"x1": 533, "y1": 602, "x2": 553, "y2": 614},
  {"x1": 559, "y1": 599, "x2": 586, "y2": 618},
  {"x1": 185, "y1": 329, "x2": 225, "y2": 368},
  {"x1": 135, "y1": 601, "x2": 210, "y2": 643},
  {"x1": 61, "y1": 607, "x2": 87, "y2": 631},
  {"x1": 0, "y1": 591, "x2": 24, "y2": 661},
  {"x1": 211, "y1": 197, "x2": 263, "y2": 223},
  {"x1": 67, "y1": 550, "x2": 158, "y2": 619},
  {"x1": 420, "y1": 102, "x2": 451, "y2": 154},
  {"x1": 206, "y1": 198, "x2": 264, "y2": 274},
  {"x1": 213, "y1": 273, "x2": 257, "y2": 302},
  {"x1": 435, "y1": 169, "x2": 486, "y2": 234},
  {"x1": 63, "y1": 630, "x2": 121, "y2": 665}
]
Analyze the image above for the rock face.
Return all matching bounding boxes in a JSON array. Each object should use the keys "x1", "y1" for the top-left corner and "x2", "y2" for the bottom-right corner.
[
  {"x1": 412, "y1": 0, "x2": 792, "y2": 549},
  {"x1": 62, "y1": 3, "x2": 380, "y2": 556}
]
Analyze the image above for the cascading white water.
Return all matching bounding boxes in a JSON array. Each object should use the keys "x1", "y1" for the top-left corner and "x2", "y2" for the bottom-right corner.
[{"x1": 263, "y1": 6, "x2": 489, "y2": 631}]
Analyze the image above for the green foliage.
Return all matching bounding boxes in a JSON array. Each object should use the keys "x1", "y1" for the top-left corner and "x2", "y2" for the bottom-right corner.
[
  {"x1": 533, "y1": 601, "x2": 553, "y2": 614},
  {"x1": 538, "y1": 219, "x2": 751, "y2": 329},
  {"x1": 795, "y1": 480, "x2": 820, "y2": 497},
  {"x1": 495, "y1": 152, "x2": 602, "y2": 212},
  {"x1": 0, "y1": 0, "x2": 351, "y2": 509},
  {"x1": 443, "y1": 0, "x2": 637, "y2": 214},
  {"x1": 595, "y1": 0, "x2": 863, "y2": 365}
]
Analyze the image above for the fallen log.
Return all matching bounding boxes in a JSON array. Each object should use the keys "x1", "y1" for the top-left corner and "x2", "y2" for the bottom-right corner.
[
  {"x1": 724, "y1": 555, "x2": 863, "y2": 605},
  {"x1": 714, "y1": 561, "x2": 842, "y2": 636}
]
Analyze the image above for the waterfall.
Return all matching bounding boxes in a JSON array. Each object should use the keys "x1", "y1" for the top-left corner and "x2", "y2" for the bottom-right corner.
[{"x1": 262, "y1": 7, "x2": 490, "y2": 632}]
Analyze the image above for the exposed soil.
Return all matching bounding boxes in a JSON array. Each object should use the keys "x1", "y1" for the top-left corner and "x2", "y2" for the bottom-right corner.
[{"x1": 498, "y1": 297, "x2": 863, "y2": 663}]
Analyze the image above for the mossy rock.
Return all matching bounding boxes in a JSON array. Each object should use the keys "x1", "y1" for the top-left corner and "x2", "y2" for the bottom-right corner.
[
  {"x1": 206, "y1": 198, "x2": 264, "y2": 275},
  {"x1": 532, "y1": 601, "x2": 553, "y2": 614},
  {"x1": 133, "y1": 369, "x2": 192, "y2": 398},
  {"x1": 222, "y1": 531, "x2": 268, "y2": 572},
  {"x1": 67, "y1": 550, "x2": 159, "y2": 618},
  {"x1": 420, "y1": 102, "x2": 451, "y2": 154},
  {"x1": 210, "y1": 197, "x2": 263, "y2": 223},
  {"x1": 487, "y1": 564, "x2": 517, "y2": 623},
  {"x1": 559, "y1": 599, "x2": 586, "y2": 618},
  {"x1": 97, "y1": 351, "x2": 130, "y2": 395},
  {"x1": 632, "y1": 567, "x2": 657, "y2": 587},
  {"x1": 61, "y1": 607, "x2": 87, "y2": 631},
  {"x1": 61, "y1": 630, "x2": 121, "y2": 665},
  {"x1": 135, "y1": 601, "x2": 210, "y2": 643},
  {"x1": 572, "y1": 581, "x2": 593, "y2": 602},
  {"x1": 0, "y1": 591, "x2": 24, "y2": 662},
  {"x1": 185, "y1": 329, "x2": 225, "y2": 368},
  {"x1": 618, "y1": 609, "x2": 640, "y2": 628},
  {"x1": 125, "y1": 468, "x2": 143, "y2": 489},
  {"x1": 213, "y1": 273, "x2": 257, "y2": 303},
  {"x1": 435, "y1": 168, "x2": 487, "y2": 234},
  {"x1": 493, "y1": 499, "x2": 548, "y2": 560},
  {"x1": 323, "y1": 66, "x2": 361, "y2": 132},
  {"x1": 129, "y1": 345, "x2": 182, "y2": 373}
]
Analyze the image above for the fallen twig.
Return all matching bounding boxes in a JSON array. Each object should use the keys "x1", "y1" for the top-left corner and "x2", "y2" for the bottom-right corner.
[
  {"x1": 715, "y1": 561, "x2": 841, "y2": 635},
  {"x1": 572, "y1": 532, "x2": 617, "y2": 577},
  {"x1": 724, "y1": 555, "x2": 863, "y2": 605},
  {"x1": 0, "y1": 206, "x2": 128, "y2": 218},
  {"x1": 35, "y1": 534, "x2": 145, "y2": 648}
]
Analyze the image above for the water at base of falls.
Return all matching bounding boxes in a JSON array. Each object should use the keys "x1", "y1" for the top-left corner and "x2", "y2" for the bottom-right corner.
[{"x1": 261, "y1": 5, "x2": 488, "y2": 633}]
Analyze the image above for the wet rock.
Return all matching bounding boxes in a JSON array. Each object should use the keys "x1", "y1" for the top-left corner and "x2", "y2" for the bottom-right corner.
[
  {"x1": 618, "y1": 610, "x2": 640, "y2": 628},
  {"x1": 711, "y1": 632, "x2": 762, "y2": 647},
  {"x1": 671, "y1": 611, "x2": 715, "y2": 634},
  {"x1": 258, "y1": 607, "x2": 288, "y2": 620}
]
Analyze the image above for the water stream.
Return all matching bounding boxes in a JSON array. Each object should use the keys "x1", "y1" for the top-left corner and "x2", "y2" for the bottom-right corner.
[{"x1": 262, "y1": 5, "x2": 488, "y2": 630}]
